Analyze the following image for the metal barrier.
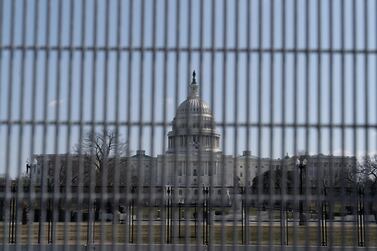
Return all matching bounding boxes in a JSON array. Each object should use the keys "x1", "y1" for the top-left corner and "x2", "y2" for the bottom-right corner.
[{"x1": 1, "y1": 0, "x2": 377, "y2": 250}]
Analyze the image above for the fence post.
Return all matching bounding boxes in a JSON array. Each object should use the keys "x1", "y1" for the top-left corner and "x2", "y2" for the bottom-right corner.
[
  {"x1": 357, "y1": 186, "x2": 365, "y2": 247},
  {"x1": 286, "y1": 209, "x2": 289, "y2": 245},
  {"x1": 321, "y1": 186, "x2": 327, "y2": 246},
  {"x1": 280, "y1": 204, "x2": 286, "y2": 246}
]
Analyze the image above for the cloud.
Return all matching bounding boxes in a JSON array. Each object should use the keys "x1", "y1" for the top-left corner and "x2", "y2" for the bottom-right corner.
[{"x1": 48, "y1": 99, "x2": 63, "y2": 108}]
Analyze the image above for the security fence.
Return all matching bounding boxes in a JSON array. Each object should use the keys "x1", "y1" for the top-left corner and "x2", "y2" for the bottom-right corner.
[{"x1": 1, "y1": 0, "x2": 377, "y2": 250}]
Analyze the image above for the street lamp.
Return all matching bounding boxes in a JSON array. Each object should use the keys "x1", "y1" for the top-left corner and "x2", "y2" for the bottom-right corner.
[
  {"x1": 166, "y1": 186, "x2": 172, "y2": 243},
  {"x1": 240, "y1": 186, "x2": 246, "y2": 244},
  {"x1": 321, "y1": 182, "x2": 328, "y2": 246},
  {"x1": 296, "y1": 157, "x2": 307, "y2": 225},
  {"x1": 178, "y1": 200, "x2": 183, "y2": 238},
  {"x1": 202, "y1": 186, "x2": 209, "y2": 245},
  {"x1": 357, "y1": 185, "x2": 365, "y2": 247},
  {"x1": 130, "y1": 186, "x2": 136, "y2": 243}
]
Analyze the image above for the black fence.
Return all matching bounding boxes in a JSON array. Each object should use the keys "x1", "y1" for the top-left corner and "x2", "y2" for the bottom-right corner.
[
  {"x1": 2, "y1": 184, "x2": 376, "y2": 246},
  {"x1": 1, "y1": 0, "x2": 377, "y2": 249}
]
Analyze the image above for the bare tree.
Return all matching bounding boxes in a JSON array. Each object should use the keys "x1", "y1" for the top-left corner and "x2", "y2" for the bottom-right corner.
[
  {"x1": 356, "y1": 155, "x2": 377, "y2": 224},
  {"x1": 74, "y1": 129, "x2": 128, "y2": 185},
  {"x1": 75, "y1": 129, "x2": 127, "y2": 169},
  {"x1": 359, "y1": 155, "x2": 377, "y2": 186},
  {"x1": 72, "y1": 129, "x2": 129, "y2": 220}
]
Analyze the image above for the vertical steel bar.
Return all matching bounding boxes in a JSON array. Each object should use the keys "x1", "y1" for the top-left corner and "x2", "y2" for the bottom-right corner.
[
  {"x1": 87, "y1": 0, "x2": 99, "y2": 246},
  {"x1": 75, "y1": 0, "x2": 87, "y2": 249},
  {"x1": 172, "y1": 0, "x2": 181, "y2": 246},
  {"x1": 328, "y1": 0, "x2": 335, "y2": 247},
  {"x1": 26, "y1": 0, "x2": 40, "y2": 248},
  {"x1": 280, "y1": 0, "x2": 288, "y2": 247},
  {"x1": 99, "y1": 0, "x2": 111, "y2": 248},
  {"x1": 54, "y1": 0, "x2": 64, "y2": 245},
  {"x1": 268, "y1": 0, "x2": 275, "y2": 249},
  {"x1": 292, "y1": 0, "x2": 299, "y2": 246},
  {"x1": 171, "y1": 0, "x2": 181, "y2": 245},
  {"x1": 112, "y1": 0, "x2": 122, "y2": 248},
  {"x1": 316, "y1": 0, "x2": 325, "y2": 247},
  {"x1": 66, "y1": 0, "x2": 75, "y2": 247},
  {"x1": 148, "y1": 0, "x2": 157, "y2": 247},
  {"x1": 3, "y1": 0, "x2": 16, "y2": 247},
  {"x1": 208, "y1": 0, "x2": 216, "y2": 248},
  {"x1": 351, "y1": 0, "x2": 360, "y2": 248},
  {"x1": 137, "y1": 0, "x2": 145, "y2": 245},
  {"x1": 363, "y1": 0, "x2": 370, "y2": 247},
  {"x1": 0, "y1": 3, "x2": 3, "y2": 241},
  {"x1": 220, "y1": 0, "x2": 228, "y2": 250},
  {"x1": 15, "y1": 0, "x2": 28, "y2": 247},
  {"x1": 244, "y1": 0, "x2": 252, "y2": 246},
  {"x1": 199, "y1": 0, "x2": 205, "y2": 247},
  {"x1": 184, "y1": 0, "x2": 193, "y2": 249},
  {"x1": 304, "y1": 0, "x2": 310, "y2": 247},
  {"x1": 340, "y1": 0, "x2": 347, "y2": 248},
  {"x1": 51, "y1": 0, "x2": 62, "y2": 243},
  {"x1": 125, "y1": 0, "x2": 134, "y2": 246},
  {"x1": 232, "y1": 0, "x2": 239, "y2": 248},
  {"x1": 256, "y1": 0, "x2": 263, "y2": 247},
  {"x1": 161, "y1": 0, "x2": 169, "y2": 247},
  {"x1": 37, "y1": 0, "x2": 51, "y2": 246}
]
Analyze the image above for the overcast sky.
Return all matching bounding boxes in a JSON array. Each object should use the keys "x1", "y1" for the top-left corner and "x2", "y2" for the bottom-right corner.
[{"x1": 1, "y1": 0, "x2": 377, "y2": 177}]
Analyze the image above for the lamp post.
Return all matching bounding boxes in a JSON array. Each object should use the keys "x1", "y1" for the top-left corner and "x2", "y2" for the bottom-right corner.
[
  {"x1": 130, "y1": 186, "x2": 136, "y2": 243},
  {"x1": 47, "y1": 179, "x2": 53, "y2": 243},
  {"x1": 202, "y1": 186, "x2": 209, "y2": 245},
  {"x1": 296, "y1": 157, "x2": 307, "y2": 225},
  {"x1": 321, "y1": 183, "x2": 328, "y2": 246},
  {"x1": 166, "y1": 186, "x2": 172, "y2": 243},
  {"x1": 357, "y1": 185, "x2": 365, "y2": 247},
  {"x1": 240, "y1": 186, "x2": 245, "y2": 244},
  {"x1": 178, "y1": 201, "x2": 182, "y2": 238}
]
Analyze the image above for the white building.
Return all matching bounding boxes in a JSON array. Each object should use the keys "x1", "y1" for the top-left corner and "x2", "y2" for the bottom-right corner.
[{"x1": 29, "y1": 72, "x2": 356, "y2": 205}]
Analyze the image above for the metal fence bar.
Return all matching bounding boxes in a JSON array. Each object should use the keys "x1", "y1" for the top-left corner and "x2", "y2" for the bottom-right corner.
[{"x1": 0, "y1": 0, "x2": 377, "y2": 250}]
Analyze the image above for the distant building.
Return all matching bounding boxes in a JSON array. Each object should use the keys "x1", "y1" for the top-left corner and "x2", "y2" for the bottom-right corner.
[{"x1": 29, "y1": 72, "x2": 356, "y2": 205}]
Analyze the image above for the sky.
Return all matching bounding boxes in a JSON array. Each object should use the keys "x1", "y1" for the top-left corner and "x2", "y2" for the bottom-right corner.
[{"x1": 1, "y1": 0, "x2": 377, "y2": 177}]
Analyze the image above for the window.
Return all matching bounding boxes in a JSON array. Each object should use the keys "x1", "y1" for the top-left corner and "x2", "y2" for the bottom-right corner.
[
  {"x1": 213, "y1": 162, "x2": 217, "y2": 175},
  {"x1": 185, "y1": 162, "x2": 190, "y2": 176},
  {"x1": 204, "y1": 162, "x2": 208, "y2": 175},
  {"x1": 193, "y1": 169, "x2": 198, "y2": 176}
]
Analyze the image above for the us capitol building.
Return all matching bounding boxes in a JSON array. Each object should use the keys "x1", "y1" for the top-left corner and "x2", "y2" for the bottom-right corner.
[{"x1": 30, "y1": 72, "x2": 356, "y2": 205}]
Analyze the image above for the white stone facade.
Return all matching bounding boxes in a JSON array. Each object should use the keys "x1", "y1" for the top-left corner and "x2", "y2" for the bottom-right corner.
[{"x1": 29, "y1": 72, "x2": 357, "y2": 206}]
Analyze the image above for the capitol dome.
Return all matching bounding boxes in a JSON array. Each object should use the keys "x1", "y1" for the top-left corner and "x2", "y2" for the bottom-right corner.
[
  {"x1": 167, "y1": 71, "x2": 221, "y2": 153},
  {"x1": 175, "y1": 98, "x2": 212, "y2": 117}
]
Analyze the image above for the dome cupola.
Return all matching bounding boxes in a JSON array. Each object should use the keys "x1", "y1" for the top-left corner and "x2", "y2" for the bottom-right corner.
[{"x1": 167, "y1": 71, "x2": 221, "y2": 153}]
